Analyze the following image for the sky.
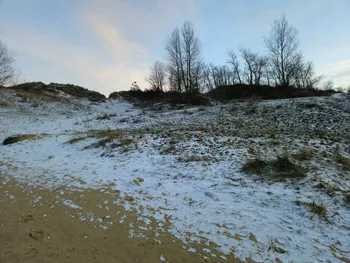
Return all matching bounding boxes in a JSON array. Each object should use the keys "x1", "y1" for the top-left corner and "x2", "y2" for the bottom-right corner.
[{"x1": 0, "y1": 0, "x2": 349, "y2": 96}]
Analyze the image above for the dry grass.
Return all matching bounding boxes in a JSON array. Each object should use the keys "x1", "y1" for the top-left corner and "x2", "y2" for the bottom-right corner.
[
  {"x1": 242, "y1": 154, "x2": 306, "y2": 179},
  {"x1": 65, "y1": 129, "x2": 122, "y2": 149},
  {"x1": 294, "y1": 147, "x2": 313, "y2": 161},
  {"x1": 181, "y1": 155, "x2": 217, "y2": 162},
  {"x1": 344, "y1": 194, "x2": 350, "y2": 204},
  {"x1": 85, "y1": 137, "x2": 114, "y2": 149},
  {"x1": 0, "y1": 101, "x2": 10, "y2": 107},
  {"x1": 295, "y1": 201, "x2": 328, "y2": 220},
  {"x1": 241, "y1": 158, "x2": 266, "y2": 174},
  {"x1": 335, "y1": 153, "x2": 350, "y2": 171},
  {"x1": 65, "y1": 137, "x2": 87, "y2": 144},
  {"x1": 266, "y1": 127, "x2": 277, "y2": 138},
  {"x1": 96, "y1": 113, "x2": 117, "y2": 120},
  {"x1": 3, "y1": 134, "x2": 38, "y2": 145}
]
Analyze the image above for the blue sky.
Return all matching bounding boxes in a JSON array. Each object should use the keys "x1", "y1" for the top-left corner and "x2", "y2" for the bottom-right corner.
[{"x1": 0, "y1": 0, "x2": 349, "y2": 95}]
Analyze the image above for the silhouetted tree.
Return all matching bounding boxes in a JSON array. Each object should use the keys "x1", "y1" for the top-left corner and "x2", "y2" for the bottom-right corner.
[
  {"x1": 165, "y1": 21, "x2": 202, "y2": 103},
  {"x1": 295, "y1": 60, "x2": 322, "y2": 89},
  {"x1": 227, "y1": 50, "x2": 242, "y2": 84},
  {"x1": 130, "y1": 81, "x2": 141, "y2": 91},
  {"x1": 146, "y1": 60, "x2": 167, "y2": 92},
  {"x1": 264, "y1": 14, "x2": 302, "y2": 86}
]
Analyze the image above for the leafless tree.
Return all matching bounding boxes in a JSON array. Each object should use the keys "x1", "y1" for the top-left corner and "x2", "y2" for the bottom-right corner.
[
  {"x1": 227, "y1": 50, "x2": 242, "y2": 84},
  {"x1": 264, "y1": 14, "x2": 302, "y2": 86},
  {"x1": 295, "y1": 60, "x2": 322, "y2": 89},
  {"x1": 238, "y1": 48, "x2": 268, "y2": 86},
  {"x1": 0, "y1": 40, "x2": 15, "y2": 86},
  {"x1": 239, "y1": 47, "x2": 257, "y2": 85},
  {"x1": 146, "y1": 60, "x2": 167, "y2": 92},
  {"x1": 165, "y1": 21, "x2": 202, "y2": 103},
  {"x1": 202, "y1": 63, "x2": 235, "y2": 91},
  {"x1": 202, "y1": 64, "x2": 215, "y2": 91},
  {"x1": 322, "y1": 80, "x2": 334, "y2": 90},
  {"x1": 253, "y1": 56, "x2": 268, "y2": 85}
]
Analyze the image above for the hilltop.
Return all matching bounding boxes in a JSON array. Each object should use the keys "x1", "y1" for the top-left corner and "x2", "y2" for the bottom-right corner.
[{"x1": 0, "y1": 86, "x2": 349, "y2": 263}]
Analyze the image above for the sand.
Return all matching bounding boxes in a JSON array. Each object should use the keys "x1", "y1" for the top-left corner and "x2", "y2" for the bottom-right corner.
[{"x1": 0, "y1": 177, "x2": 243, "y2": 263}]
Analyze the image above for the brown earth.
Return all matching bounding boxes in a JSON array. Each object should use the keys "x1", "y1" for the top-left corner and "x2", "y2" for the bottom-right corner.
[{"x1": 0, "y1": 177, "x2": 244, "y2": 263}]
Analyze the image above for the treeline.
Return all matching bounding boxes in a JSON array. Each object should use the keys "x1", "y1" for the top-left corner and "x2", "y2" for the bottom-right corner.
[{"x1": 143, "y1": 15, "x2": 334, "y2": 103}]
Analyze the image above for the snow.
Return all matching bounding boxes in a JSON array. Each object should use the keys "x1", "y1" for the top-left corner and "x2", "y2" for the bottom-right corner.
[{"x1": 1, "y1": 91, "x2": 349, "y2": 262}]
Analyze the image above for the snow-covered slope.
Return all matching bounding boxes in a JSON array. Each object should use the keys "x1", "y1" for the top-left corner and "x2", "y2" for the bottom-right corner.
[{"x1": 1, "y1": 90, "x2": 349, "y2": 262}]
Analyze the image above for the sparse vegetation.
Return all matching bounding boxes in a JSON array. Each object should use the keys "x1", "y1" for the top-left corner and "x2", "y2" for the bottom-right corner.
[
  {"x1": 242, "y1": 153, "x2": 306, "y2": 179},
  {"x1": 3, "y1": 134, "x2": 38, "y2": 145},
  {"x1": 335, "y1": 153, "x2": 350, "y2": 171},
  {"x1": 266, "y1": 127, "x2": 277, "y2": 138},
  {"x1": 295, "y1": 201, "x2": 328, "y2": 220},
  {"x1": 334, "y1": 145, "x2": 350, "y2": 171},
  {"x1": 65, "y1": 137, "x2": 87, "y2": 144},
  {"x1": 294, "y1": 147, "x2": 313, "y2": 161},
  {"x1": 96, "y1": 113, "x2": 116, "y2": 120}
]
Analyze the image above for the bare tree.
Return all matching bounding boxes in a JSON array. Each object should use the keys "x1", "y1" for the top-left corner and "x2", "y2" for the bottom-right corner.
[
  {"x1": 165, "y1": 21, "x2": 202, "y2": 103},
  {"x1": 0, "y1": 40, "x2": 15, "y2": 86},
  {"x1": 253, "y1": 56, "x2": 268, "y2": 85},
  {"x1": 146, "y1": 60, "x2": 167, "y2": 92},
  {"x1": 239, "y1": 47, "x2": 257, "y2": 85},
  {"x1": 295, "y1": 60, "x2": 322, "y2": 89},
  {"x1": 227, "y1": 50, "x2": 242, "y2": 84},
  {"x1": 202, "y1": 64, "x2": 215, "y2": 91},
  {"x1": 264, "y1": 14, "x2": 302, "y2": 86}
]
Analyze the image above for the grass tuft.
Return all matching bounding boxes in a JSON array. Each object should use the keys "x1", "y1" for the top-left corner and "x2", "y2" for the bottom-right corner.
[
  {"x1": 295, "y1": 201, "x2": 328, "y2": 220},
  {"x1": 65, "y1": 137, "x2": 87, "y2": 144},
  {"x1": 3, "y1": 134, "x2": 38, "y2": 145},
  {"x1": 242, "y1": 153, "x2": 306, "y2": 179},
  {"x1": 335, "y1": 153, "x2": 350, "y2": 171},
  {"x1": 294, "y1": 147, "x2": 313, "y2": 161}
]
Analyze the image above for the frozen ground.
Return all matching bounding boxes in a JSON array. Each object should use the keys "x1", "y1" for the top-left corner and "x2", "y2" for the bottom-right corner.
[{"x1": 1, "y1": 89, "x2": 350, "y2": 262}]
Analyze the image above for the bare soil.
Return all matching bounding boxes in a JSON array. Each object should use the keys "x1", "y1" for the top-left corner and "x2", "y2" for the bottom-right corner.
[{"x1": 0, "y1": 177, "x2": 242, "y2": 263}]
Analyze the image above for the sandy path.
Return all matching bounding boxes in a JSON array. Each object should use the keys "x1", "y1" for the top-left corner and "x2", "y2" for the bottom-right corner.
[{"x1": 0, "y1": 177, "x2": 243, "y2": 263}]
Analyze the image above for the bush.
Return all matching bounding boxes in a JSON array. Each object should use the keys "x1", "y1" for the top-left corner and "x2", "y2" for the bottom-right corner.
[
  {"x1": 208, "y1": 84, "x2": 336, "y2": 102},
  {"x1": 109, "y1": 90, "x2": 211, "y2": 106}
]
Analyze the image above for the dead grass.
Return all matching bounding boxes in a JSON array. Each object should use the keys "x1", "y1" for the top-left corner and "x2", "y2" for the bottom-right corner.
[
  {"x1": 85, "y1": 137, "x2": 114, "y2": 149},
  {"x1": 96, "y1": 113, "x2": 117, "y2": 120},
  {"x1": 0, "y1": 101, "x2": 10, "y2": 107},
  {"x1": 344, "y1": 194, "x2": 350, "y2": 204},
  {"x1": 241, "y1": 158, "x2": 266, "y2": 174},
  {"x1": 181, "y1": 155, "x2": 217, "y2": 162},
  {"x1": 335, "y1": 153, "x2": 350, "y2": 171},
  {"x1": 294, "y1": 147, "x2": 313, "y2": 161},
  {"x1": 242, "y1": 154, "x2": 306, "y2": 179},
  {"x1": 65, "y1": 137, "x2": 87, "y2": 144},
  {"x1": 295, "y1": 201, "x2": 328, "y2": 220},
  {"x1": 65, "y1": 129, "x2": 122, "y2": 149},
  {"x1": 3, "y1": 134, "x2": 38, "y2": 145},
  {"x1": 266, "y1": 127, "x2": 277, "y2": 138}
]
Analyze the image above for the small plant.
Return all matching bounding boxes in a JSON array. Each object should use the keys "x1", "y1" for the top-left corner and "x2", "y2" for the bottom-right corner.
[
  {"x1": 302, "y1": 102, "x2": 317, "y2": 109},
  {"x1": 65, "y1": 137, "x2": 87, "y2": 144},
  {"x1": 183, "y1": 108, "x2": 193, "y2": 115},
  {"x1": 241, "y1": 157, "x2": 266, "y2": 174},
  {"x1": 344, "y1": 194, "x2": 350, "y2": 204},
  {"x1": 96, "y1": 113, "x2": 110, "y2": 120},
  {"x1": 266, "y1": 127, "x2": 277, "y2": 138},
  {"x1": 3, "y1": 134, "x2": 38, "y2": 145},
  {"x1": 241, "y1": 153, "x2": 306, "y2": 179},
  {"x1": 295, "y1": 201, "x2": 328, "y2": 220},
  {"x1": 334, "y1": 145, "x2": 350, "y2": 171},
  {"x1": 294, "y1": 147, "x2": 313, "y2": 161},
  {"x1": 169, "y1": 139, "x2": 177, "y2": 145}
]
